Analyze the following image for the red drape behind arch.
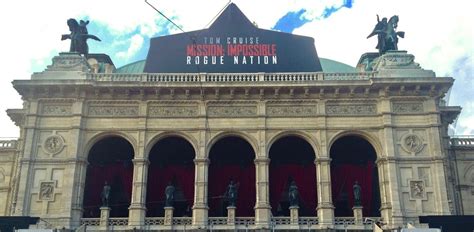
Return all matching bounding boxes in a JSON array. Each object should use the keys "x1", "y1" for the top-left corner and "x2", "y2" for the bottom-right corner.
[
  {"x1": 269, "y1": 164, "x2": 317, "y2": 216},
  {"x1": 146, "y1": 165, "x2": 195, "y2": 216},
  {"x1": 331, "y1": 162, "x2": 375, "y2": 216},
  {"x1": 208, "y1": 164, "x2": 256, "y2": 216},
  {"x1": 83, "y1": 162, "x2": 133, "y2": 218}
]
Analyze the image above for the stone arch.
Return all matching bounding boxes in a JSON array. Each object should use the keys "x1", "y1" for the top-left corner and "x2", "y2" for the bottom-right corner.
[
  {"x1": 329, "y1": 132, "x2": 381, "y2": 217},
  {"x1": 146, "y1": 134, "x2": 196, "y2": 217},
  {"x1": 83, "y1": 131, "x2": 137, "y2": 158},
  {"x1": 82, "y1": 134, "x2": 135, "y2": 218},
  {"x1": 207, "y1": 131, "x2": 258, "y2": 158},
  {"x1": 267, "y1": 130, "x2": 319, "y2": 158},
  {"x1": 145, "y1": 131, "x2": 198, "y2": 159},
  {"x1": 207, "y1": 133, "x2": 256, "y2": 217},
  {"x1": 327, "y1": 130, "x2": 383, "y2": 158},
  {"x1": 268, "y1": 133, "x2": 318, "y2": 216}
]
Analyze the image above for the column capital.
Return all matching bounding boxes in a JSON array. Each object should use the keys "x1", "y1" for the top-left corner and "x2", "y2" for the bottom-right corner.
[
  {"x1": 315, "y1": 157, "x2": 331, "y2": 164},
  {"x1": 132, "y1": 158, "x2": 150, "y2": 165},
  {"x1": 194, "y1": 158, "x2": 210, "y2": 164},
  {"x1": 254, "y1": 157, "x2": 270, "y2": 164}
]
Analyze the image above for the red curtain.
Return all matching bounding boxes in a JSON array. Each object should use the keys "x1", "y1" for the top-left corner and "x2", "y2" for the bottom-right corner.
[
  {"x1": 269, "y1": 164, "x2": 317, "y2": 216},
  {"x1": 146, "y1": 165, "x2": 195, "y2": 216},
  {"x1": 208, "y1": 164, "x2": 256, "y2": 216},
  {"x1": 83, "y1": 162, "x2": 133, "y2": 217},
  {"x1": 331, "y1": 162, "x2": 374, "y2": 216}
]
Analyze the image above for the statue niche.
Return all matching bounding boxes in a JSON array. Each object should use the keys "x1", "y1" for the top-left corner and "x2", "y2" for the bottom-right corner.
[{"x1": 61, "y1": 18, "x2": 101, "y2": 55}]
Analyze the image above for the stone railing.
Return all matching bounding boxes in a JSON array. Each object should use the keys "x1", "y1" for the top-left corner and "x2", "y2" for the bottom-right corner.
[
  {"x1": 0, "y1": 140, "x2": 17, "y2": 149},
  {"x1": 87, "y1": 72, "x2": 374, "y2": 83},
  {"x1": 450, "y1": 137, "x2": 474, "y2": 147},
  {"x1": 172, "y1": 217, "x2": 192, "y2": 225},
  {"x1": 108, "y1": 217, "x2": 128, "y2": 226},
  {"x1": 80, "y1": 218, "x2": 100, "y2": 226},
  {"x1": 272, "y1": 216, "x2": 291, "y2": 225},
  {"x1": 334, "y1": 217, "x2": 356, "y2": 226},
  {"x1": 144, "y1": 217, "x2": 164, "y2": 226}
]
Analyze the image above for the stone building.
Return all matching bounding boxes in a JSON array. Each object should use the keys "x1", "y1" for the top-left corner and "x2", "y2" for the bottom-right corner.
[{"x1": 0, "y1": 3, "x2": 473, "y2": 231}]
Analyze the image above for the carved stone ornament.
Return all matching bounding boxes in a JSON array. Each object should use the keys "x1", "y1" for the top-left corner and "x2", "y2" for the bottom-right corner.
[
  {"x1": 149, "y1": 106, "x2": 198, "y2": 118},
  {"x1": 208, "y1": 106, "x2": 257, "y2": 117},
  {"x1": 409, "y1": 180, "x2": 425, "y2": 200},
  {"x1": 373, "y1": 51, "x2": 420, "y2": 70},
  {"x1": 326, "y1": 104, "x2": 376, "y2": 115},
  {"x1": 393, "y1": 102, "x2": 423, "y2": 113},
  {"x1": 39, "y1": 181, "x2": 55, "y2": 201},
  {"x1": 88, "y1": 106, "x2": 139, "y2": 117},
  {"x1": 45, "y1": 53, "x2": 90, "y2": 72},
  {"x1": 267, "y1": 105, "x2": 317, "y2": 117},
  {"x1": 43, "y1": 135, "x2": 65, "y2": 155},
  {"x1": 401, "y1": 134, "x2": 424, "y2": 154},
  {"x1": 42, "y1": 105, "x2": 72, "y2": 115}
]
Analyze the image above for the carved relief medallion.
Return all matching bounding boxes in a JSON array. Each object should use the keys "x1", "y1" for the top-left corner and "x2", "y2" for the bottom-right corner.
[
  {"x1": 39, "y1": 181, "x2": 55, "y2": 201},
  {"x1": 43, "y1": 135, "x2": 65, "y2": 155},
  {"x1": 401, "y1": 134, "x2": 424, "y2": 154}
]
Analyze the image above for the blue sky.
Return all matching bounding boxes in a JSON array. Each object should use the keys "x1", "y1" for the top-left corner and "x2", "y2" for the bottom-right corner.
[{"x1": 0, "y1": 0, "x2": 472, "y2": 137}]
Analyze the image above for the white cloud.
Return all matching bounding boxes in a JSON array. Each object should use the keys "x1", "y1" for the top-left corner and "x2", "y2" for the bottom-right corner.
[{"x1": 0, "y1": 0, "x2": 472, "y2": 137}]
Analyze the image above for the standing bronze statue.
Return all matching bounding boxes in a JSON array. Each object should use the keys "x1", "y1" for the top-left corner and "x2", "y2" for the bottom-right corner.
[
  {"x1": 367, "y1": 15, "x2": 405, "y2": 54},
  {"x1": 288, "y1": 180, "x2": 300, "y2": 207},
  {"x1": 101, "y1": 181, "x2": 111, "y2": 207},
  {"x1": 61, "y1": 18, "x2": 101, "y2": 55},
  {"x1": 164, "y1": 182, "x2": 176, "y2": 207},
  {"x1": 224, "y1": 180, "x2": 238, "y2": 207},
  {"x1": 353, "y1": 181, "x2": 362, "y2": 206}
]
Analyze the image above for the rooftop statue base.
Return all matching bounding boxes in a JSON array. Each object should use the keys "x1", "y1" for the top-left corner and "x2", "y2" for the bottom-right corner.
[
  {"x1": 357, "y1": 50, "x2": 435, "y2": 78},
  {"x1": 32, "y1": 52, "x2": 115, "y2": 80}
]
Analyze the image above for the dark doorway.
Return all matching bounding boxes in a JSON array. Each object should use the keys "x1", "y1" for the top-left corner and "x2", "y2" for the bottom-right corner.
[
  {"x1": 269, "y1": 136, "x2": 317, "y2": 216},
  {"x1": 330, "y1": 135, "x2": 381, "y2": 217},
  {"x1": 146, "y1": 136, "x2": 195, "y2": 217},
  {"x1": 208, "y1": 136, "x2": 256, "y2": 217},
  {"x1": 83, "y1": 136, "x2": 134, "y2": 218}
]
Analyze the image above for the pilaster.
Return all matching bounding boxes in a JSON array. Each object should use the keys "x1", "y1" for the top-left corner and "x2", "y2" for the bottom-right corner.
[
  {"x1": 315, "y1": 157, "x2": 334, "y2": 227},
  {"x1": 254, "y1": 157, "x2": 271, "y2": 228},
  {"x1": 192, "y1": 158, "x2": 209, "y2": 228},
  {"x1": 128, "y1": 158, "x2": 149, "y2": 228}
]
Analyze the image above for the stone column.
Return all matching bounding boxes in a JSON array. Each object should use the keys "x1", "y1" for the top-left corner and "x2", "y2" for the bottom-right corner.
[
  {"x1": 99, "y1": 206, "x2": 111, "y2": 231},
  {"x1": 352, "y1": 206, "x2": 363, "y2": 225},
  {"x1": 128, "y1": 158, "x2": 149, "y2": 228},
  {"x1": 192, "y1": 158, "x2": 209, "y2": 228},
  {"x1": 316, "y1": 158, "x2": 334, "y2": 227},
  {"x1": 254, "y1": 158, "x2": 271, "y2": 228}
]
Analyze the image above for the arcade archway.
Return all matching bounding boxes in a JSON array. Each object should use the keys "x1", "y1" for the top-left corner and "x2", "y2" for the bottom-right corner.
[
  {"x1": 146, "y1": 136, "x2": 195, "y2": 217},
  {"x1": 83, "y1": 136, "x2": 134, "y2": 218},
  {"x1": 269, "y1": 136, "x2": 317, "y2": 216},
  {"x1": 330, "y1": 135, "x2": 381, "y2": 217},
  {"x1": 208, "y1": 136, "x2": 256, "y2": 217}
]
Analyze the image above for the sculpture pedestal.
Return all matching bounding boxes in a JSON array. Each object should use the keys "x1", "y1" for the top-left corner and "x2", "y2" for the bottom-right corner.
[
  {"x1": 99, "y1": 207, "x2": 111, "y2": 231},
  {"x1": 289, "y1": 206, "x2": 299, "y2": 225},
  {"x1": 227, "y1": 206, "x2": 236, "y2": 225},
  {"x1": 164, "y1": 207, "x2": 174, "y2": 226},
  {"x1": 352, "y1": 206, "x2": 363, "y2": 225}
]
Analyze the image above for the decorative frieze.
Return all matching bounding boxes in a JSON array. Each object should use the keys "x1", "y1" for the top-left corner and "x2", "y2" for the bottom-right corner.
[
  {"x1": 207, "y1": 106, "x2": 257, "y2": 117},
  {"x1": 326, "y1": 104, "x2": 376, "y2": 115},
  {"x1": 393, "y1": 102, "x2": 423, "y2": 113},
  {"x1": 88, "y1": 106, "x2": 138, "y2": 117},
  {"x1": 267, "y1": 105, "x2": 317, "y2": 117},
  {"x1": 42, "y1": 105, "x2": 72, "y2": 115},
  {"x1": 149, "y1": 106, "x2": 198, "y2": 118}
]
